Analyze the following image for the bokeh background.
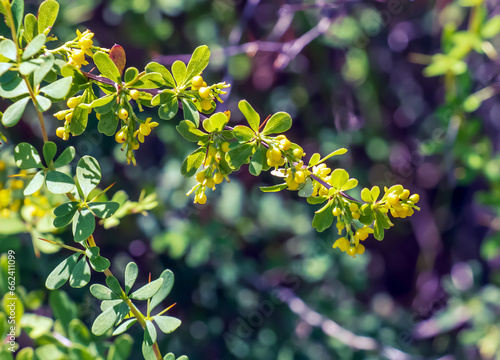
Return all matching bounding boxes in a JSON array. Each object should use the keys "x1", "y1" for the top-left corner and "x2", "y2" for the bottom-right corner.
[{"x1": 2, "y1": 0, "x2": 500, "y2": 359}]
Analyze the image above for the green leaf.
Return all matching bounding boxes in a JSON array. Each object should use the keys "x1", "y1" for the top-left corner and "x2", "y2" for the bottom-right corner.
[
  {"x1": 22, "y1": 34, "x2": 46, "y2": 60},
  {"x1": 49, "y1": 290, "x2": 78, "y2": 335},
  {"x1": 129, "y1": 278, "x2": 163, "y2": 301},
  {"x1": 330, "y1": 169, "x2": 349, "y2": 189},
  {"x1": 249, "y1": 145, "x2": 264, "y2": 176},
  {"x1": 0, "y1": 76, "x2": 29, "y2": 99},
  {"x1": 0, "y1": 39, "x2": 17, "y2": 61},
  {"x1": 158, "y1": 91, "x2": 178, "y2": 120},
  {"x1": 0, "y1": 62, "x2": 12, "y2": 76},
  {"x1": 34, "y1": 95, "x2": 51, "y2": 112},
  {"x1": 163, "y1": 354, "x2": 175, "y2": 360},
  {"x1": 209, "y1": 112, "x2": 228, "y2": 132},
  {"x1": 298, "y1": 177, "x2": 314, "y2": 197},
  {"x1": 307, "y1": 196, "x2": 328, "y2": 205},
  {"x1": 19, "y1": 59, "x2": 45, "y2": 76},
  {"x1": 10, "y1": 0, "x2": 24, "y2": 38},
  {"x1": 149, "y1": 269, "x2": 174, "y2": 312},
  {"x1": 180, "y1": 148, "x2": 205, "y2": 177},
  {"x1": 33, "y1": 54, "x2": 54, "y2": 86},
  {"x1": 142, "y1": 342, "x2": 157, "y2": 360},
  {"x1": 88, "y1": 202, "x2": 120, "y2": 218},
  {"x1": 171, "y1": 60, "x2": 186, "y2": 87},
  {"x1": 76, "y1": 156, "x2": 101, "y2": 199},
  {"x1": 92, "y1": 304, "x2": 119, "y2": 336},
  {"x1": 181, "y1": 98, "x2": 199, "y2": 126},
  {"x1": 312, "y1": 200, "x2": 334, "y2": 232},
  {"x1": 40, "y1": 76, "x2": 72, "y2": 99},
  {"x1": 145, "y1": 62, "x2": 175, "y2": 87},
  {"x1": 318, "y1": 148, "x2": 347, "y2": 164},
  {"x1": 93, "y1": 51, "x2": 121, "y2": 83},
  {"x1": 90, "y1": 284, "x2": 120, "y2": 300},
  {"x1": 24, "y1": 171, "x2": 45, "y2": 196},
  {"x1": 46, "y1": 170, "x2": 75, "y2": 194},
  {"x1": 226, "y1": 143, "x2": 254, "y2": 170},
  {"x1": 124, "y1": 67, "x2": 139, "y2": 83},
  {"x1": 144, "y1": 320, "x2": 157, "y2": 346},
  {"x1": 43, "y1": 141, "x2": 57, "y2": 165},
  {"x1": 153, "y1": 316, "x2": 181, "y2": 334},
  {"x1": 106, "y1": 276, "x2": 122, "y2": 295},
  {"x1": 88, "y1": 255, "x2": 110, "y2": 272},
  {"x1": 373, "y1": 219, "x2": 384, "y2": 240},
  {"x1": 233, "y1": 125, "x2": 254, "y2": 142},
  {"x1": 98, "y1": 111, "x2": 119, "y2": 136},
  {"x1": 124, "y1": 262, "x2": 138, "y2": 294},
  {"x1": 53, "y1": 146, "x2": 76, "y2": 168},
  {"x1": 185, "y1": 45, "x2": 210, "y2": 81},
  {"x1": 176, "y1": 120, "x2": 207, "y2": 142},
  {"x1": 54, "y1": 201, "x2": 78, "y2": 217},
  {"x1": 261, "y1": 112, "x2": 292, "y2": 135},
  {"x1": 112, "y1": 319, "x2": 137, "y2": 336},
  {"x1": 14, "y1": 142, "x2": 42, "y2": 169},
  {"x1": 24, "y1": 13, "x2": 38, "y2": 42},
  {"x1": 73, "y1": 208, "x2": 96, "y2": 242},
  {"x1": 238, "y1": 100, "x2": 260, "y2": 132},
  {"x1": 359, "y1": 205, "x2": 374, "y2": 225},
  {"x1": 481, "y1": 16, "x2": 500, "y2": 39},
  {"x1": 260, "y1": 183, "x2": 287, "y2": 192},
  {"x1": 69, "y1": 257, "x2": 91, "y2": 288},
  {"x1": 375, "y1": 211, "x2": 392, "y2": 230},
  {"x1": 45, "y1": 253, "x2": 81, "y2": 290},
  {"x1": 70, "y1": 105, "x2": 89, "y2": 136},
  {"x1": 2, "y1": 96, "x2": 29, "y2": 127},
  {"x1": 38, "y1": 0, "x2": 59, "y2": 34},
  {"x1": 341, "y1": 178, "x2": 358, "y2": 191},
  {"x1": 361, "y1": 188, "x2": 372, "y2": 202},
  {"x1": 128, "y1": 73, "x2": 164, "y2": 88}
]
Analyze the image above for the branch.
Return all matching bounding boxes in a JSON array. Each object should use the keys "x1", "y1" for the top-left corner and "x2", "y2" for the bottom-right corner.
[{"x1": 247, "y1": 276, "x2": 418, "y2": 360}]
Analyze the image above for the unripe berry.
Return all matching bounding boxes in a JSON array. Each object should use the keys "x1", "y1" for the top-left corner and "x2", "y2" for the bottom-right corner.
[
  {"x1": 130, "y1": 89, "x2": 140, "y2": 100},
  {"x1": 280, "y1": 138, "x2": 291, "y2": 150},
  {"x1": 204, "y1": 178, "x2": 215, "y2": 189},
  {"x1": 294, "y1": 170, "x2": 306, "y2": 184},
  {"x1": 332, "y1": 207, "x2": 342, "y2": 216},
  {"x1": 118, "y1": 108, "x2": 129, "y2": 120},
  {"x1": 347, "y1": 246, "x2": 357, "y2": 256},
  {"x1": 356, "y1": 244, "x2": 365, "y2": 255},
  {"x1": 201, "y1": 99, "x2": 212, "y2": 111},
  {"x1": 221, "y1": 142, "x2": 230, "y2": 153},
  {"x1": 208, "y1": 146, "x2": 217, "y2": 157},
  {"x1": 67, "y1": 97, "x2": 78, "y2": 109},
  {"x1": 192, "y1": 75, "x2": 204, "y2": 88},
  {"x1": 214, "y1": 172, "x2": 224, "y2": 184},
  {"x1": 293, "y1": 148, "x2": 303, "y2": 159},
  {"x1": 401, "y1": 189, "x2": 410, "y2": 200},
  {"x1": 56, "y1": 127, "x2": 66, "y2": 139},
  {"x1": 115, "y1": 130, "x2": 127, "y2": 143},
  {"x1": 196, "y1": 193, "x2": 207, "y2": 204},
  {"x1": 349, "y1": 203, "x2": 359, "y2": 212},
  {"x1": 410, "y1": 194, "x2": 420, "y2": 203},
  {"x1": 269, "y1": 148, "x2": 281, "y2": 162},
  {"x1": 199, "y1": 87, "x2": 210, "y2": 99},
  {"x1": 65, "y1": 112, "x2": 72, "y2": 123},
  {"x1": 196, "y1": 172, "x2": 206, "y2": 183}
]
